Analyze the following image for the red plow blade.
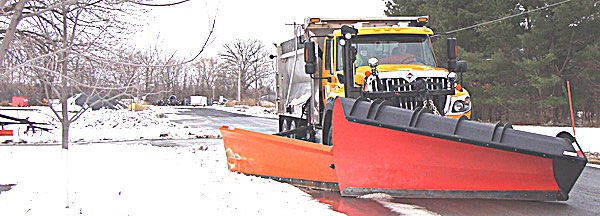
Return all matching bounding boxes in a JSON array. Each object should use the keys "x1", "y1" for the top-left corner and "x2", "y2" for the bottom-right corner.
[{"x1": 331, "y1": 98, "x2": 587, "y2": 201}]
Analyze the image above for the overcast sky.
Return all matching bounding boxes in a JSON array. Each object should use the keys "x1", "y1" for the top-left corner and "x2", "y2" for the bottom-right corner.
[{"x1": 128, "y1": 0, "x2": 387, "y2": 59}]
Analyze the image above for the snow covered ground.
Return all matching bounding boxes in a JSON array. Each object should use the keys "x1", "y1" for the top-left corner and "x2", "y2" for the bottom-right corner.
[
  {"x1": 1, "y1": 105, "x2": 598, "y2": 215},
  {"x1": 210, "y1": 104, "x2": 278, "y2": 119},
  {"x1": 0, "y1": 144, "x2": 342, "y2": 215},
  {"x1": 0, "y1": 105, "x2": 341, "y2": 215},
  {"x1": 513, "y1": 125, "x2": 599, "y2": 154}
]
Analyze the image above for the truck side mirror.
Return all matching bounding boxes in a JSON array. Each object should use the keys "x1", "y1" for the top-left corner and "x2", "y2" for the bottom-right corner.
[
  {"x1": 447, "y1": 38, "x2": 457, "y2": 72},
  {"x1": 304, "y1": 41, "x2": 316, "y2": 74},
  {"x1": 457, "y1": 60, "x2": 467, "y2": 73},
  {"x1": 350, "y1": 47, "x2": 357, "y2": 64},
  {"x1": 341, "y1": 25, "x2": 358, "y2": 39}
]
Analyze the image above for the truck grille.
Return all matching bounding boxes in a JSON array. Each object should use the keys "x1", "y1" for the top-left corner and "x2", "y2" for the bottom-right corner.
[
  {"x1": 368, "y1": 77, "x2": 452, "y2": 92},
  {"x1": 366, "y1": 77, "x2": 453, "y2": 110},
  {"x1": 397, "y1": 97, "x2": 421, "y2": 110}
]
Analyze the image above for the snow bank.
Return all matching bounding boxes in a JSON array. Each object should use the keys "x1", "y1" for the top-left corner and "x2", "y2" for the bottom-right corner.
[
  {"x1": 513, "y1": 125, "x2": 599, "y2": 153},
  {"x1": 210, "y1": 105, "x2": 278, "y2": 119},
  {"x1": 0, "y1": 106, "x2": 220, "y2": 144},
  {"x1": 0, "y1": 144, "x2": 340, "y2": 215}
]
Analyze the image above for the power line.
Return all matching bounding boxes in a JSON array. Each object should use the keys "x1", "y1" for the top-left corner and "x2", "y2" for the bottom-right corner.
[
  {"x1": 443, "y1": 0, "x2": 574, "y2": 35},
  {"x1": 131, "y1": 0, "x2": 191, "y2": 7}
]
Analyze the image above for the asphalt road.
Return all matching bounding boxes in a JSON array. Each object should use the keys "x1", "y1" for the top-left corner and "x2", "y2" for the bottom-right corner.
[
  {"x1": 171, "y1": 107, "x2": 278, "y2": 134},
  {"x1": 172, "y1": 106, "x2": 600, "y2": 216}
]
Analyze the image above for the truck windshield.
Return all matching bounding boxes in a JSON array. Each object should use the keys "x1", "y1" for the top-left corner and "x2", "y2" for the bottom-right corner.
[{"x1": 338, "y1": 34, "x2": 437, "y2": 69}]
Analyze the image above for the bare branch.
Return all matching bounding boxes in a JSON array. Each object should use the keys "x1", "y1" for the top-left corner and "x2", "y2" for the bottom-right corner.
[
  {"x1": 24, "y1": 63, "x2": 141, "y2": 90},
  {"x1": 22, "y1": 0, "x2": 78, "y2": 18},
  {"x1": 126, "y1": 0, "x2": 191, "y2": 7},
  {"x1": 0, "y1": 0, "x2": 27, "y2": 68}
]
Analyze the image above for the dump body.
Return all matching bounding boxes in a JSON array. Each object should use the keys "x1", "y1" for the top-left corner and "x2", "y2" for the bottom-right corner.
[{"x1": 275, "y1": 37, "x2": 312, "y2": 117}]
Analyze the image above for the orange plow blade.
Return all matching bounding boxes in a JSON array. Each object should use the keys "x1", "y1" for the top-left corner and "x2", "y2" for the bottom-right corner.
[{"x1": 220, "y1": 126, "x2": 338, "y2": 190}]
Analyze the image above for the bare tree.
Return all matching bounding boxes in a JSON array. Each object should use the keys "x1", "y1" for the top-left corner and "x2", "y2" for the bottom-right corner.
[
  {"x1": 218, "y1": 39, "x2": 274, "y2": 101},
  {"x1": 1, "y1": 0, "x2": 217, "y2": 149},
  {"x1": 192, "y1": 57, "x2": 219, "y2": 100},
  {"x1": 19, "y1": 0, "x2": 144, "y2": 149},
  {"x1": 0, "y1": 0, "x2": 78, "y2": 67},
  {"x1": 125, "y1": 44, "x2": 172, "y2": 102}
]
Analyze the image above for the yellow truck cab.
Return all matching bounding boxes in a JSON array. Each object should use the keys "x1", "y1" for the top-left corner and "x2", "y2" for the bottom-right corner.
[{"x1": 314, "y1": 17, "x2": 472, "y2": 119}]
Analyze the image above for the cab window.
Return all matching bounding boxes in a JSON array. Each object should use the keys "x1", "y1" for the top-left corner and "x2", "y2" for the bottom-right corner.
[{"x1": 324, "y1": 39, "x2": 331, "y2": 71}]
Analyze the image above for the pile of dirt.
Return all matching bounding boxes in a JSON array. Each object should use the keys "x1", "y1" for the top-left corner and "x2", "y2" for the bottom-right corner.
[{"x1": 585, "y1": 152, "x2": 600, "y2": 164}]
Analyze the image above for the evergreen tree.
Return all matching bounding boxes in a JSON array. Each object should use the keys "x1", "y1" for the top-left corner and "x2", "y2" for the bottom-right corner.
[{"x1": 384, "y1": 0, "x2": 600, "y2": 125}]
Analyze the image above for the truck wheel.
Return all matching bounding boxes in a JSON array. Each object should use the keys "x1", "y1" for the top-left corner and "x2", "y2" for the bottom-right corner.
[
  {"x1": 322, "y1": 110, "x2": 333, "y2": 146},
  {"x1": 322, "y1": 98, "x2": 335, "y2": 146},
  {"x1": 325, "y1": 124, "x2": 333, "y2": 146}
]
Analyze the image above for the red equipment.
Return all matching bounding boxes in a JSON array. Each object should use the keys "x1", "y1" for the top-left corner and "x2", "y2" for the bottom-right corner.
[
  {"x1": 11, "y1": 96, "x2": 29, "y2": 107},
  {"x1": 220, "y1": 97, "x2": 587, "y2": 201}
]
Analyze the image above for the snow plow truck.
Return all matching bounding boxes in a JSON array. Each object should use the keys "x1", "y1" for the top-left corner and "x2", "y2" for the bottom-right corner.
[{"x1": 220, "y1": 17, "x2": 587, "y2": 201}]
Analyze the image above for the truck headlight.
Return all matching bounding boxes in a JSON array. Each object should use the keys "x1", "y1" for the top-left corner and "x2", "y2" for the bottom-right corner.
[
  {"x1": 453, "y1": 101, "x2": 465, "y2": 112},
  {"x1": 451, "y1": 97, "x2": 471, "y2": 113}
]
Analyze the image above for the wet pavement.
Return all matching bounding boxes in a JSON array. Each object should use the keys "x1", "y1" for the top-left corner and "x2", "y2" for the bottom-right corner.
[
  {"x1": 301, "y1": 189, "x2": 399, "y2": 216},
  {"x1": 171, "y1": 107, "x2": 278, "y2": 134},
  {"x1": 391, "y1": 166, "x2": 600, "y2": 216},
  {"x1": 301, "y1": 167, "x2": 600, "y2": 216},
  {"x1": 115, "y1": 138, "x2": 223, "y2": 148},
  {"x1": 171, "y1": 106, "x2": 600, "y2": 216}
]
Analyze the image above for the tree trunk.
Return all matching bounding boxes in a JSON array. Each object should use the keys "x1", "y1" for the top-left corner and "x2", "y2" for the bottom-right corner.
[
  {"x1": 61, "y1": 120, "x2": 70, "y2": 149},
  {"x1": 61, "y1": 4, "x2": 69, "y2": 149}
]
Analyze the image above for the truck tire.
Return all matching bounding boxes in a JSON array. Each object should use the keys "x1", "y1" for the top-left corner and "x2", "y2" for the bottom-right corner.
[
  {"x1": 322, "y1": 98, "x2": 336, "y2": 146},
  {"x1": 325, "y1": 123, "x2": 333, "y2": 146}
]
